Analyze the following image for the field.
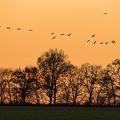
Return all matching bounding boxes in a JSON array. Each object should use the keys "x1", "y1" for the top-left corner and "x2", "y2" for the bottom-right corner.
[{"x1": 0, "y1": 106, "x2": 120, "y2": 120}]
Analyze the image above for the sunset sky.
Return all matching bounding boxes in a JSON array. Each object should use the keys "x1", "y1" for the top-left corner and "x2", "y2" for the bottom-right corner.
[{"x1": 0, "y1": 0, "x2": 120, "y2": 69}]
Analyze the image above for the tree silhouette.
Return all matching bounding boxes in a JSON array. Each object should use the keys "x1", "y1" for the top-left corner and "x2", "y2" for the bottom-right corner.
[
  {"x1": 37, "y1": 48, "x2": 72, "y2": 104},
  {"x1": 61, "y1": 66, "x2": 85, "y2": 105},
  {"x1": 80, "y1": 63, "x2": 103, "y2": 106},
  {"x1": 0, "y1": 50, "x2": 120, "y2": 106},
  {"x1": 0, "y1": 68, "x2": 12, "y2": 104},
  {"x1": 104, "y1": 59, "x2": 120, "y2": 106},
  {"x1": 24, "y1": 66, "x2": 42, "y2": 104}
]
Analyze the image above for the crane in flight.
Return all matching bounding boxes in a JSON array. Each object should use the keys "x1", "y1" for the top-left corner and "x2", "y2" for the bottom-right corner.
[
  {"x1": 111, "y1": 40, "x2": 115, "y2": 44},
  {"x1": 60, "y1": 33, "x2": 65, "y2": 36},
  {"x1": 28, "y1": 29, "x2": 33, "y2": 31},
  {"x1": 87, "y1": 40, "x2": 90, "y2": 42},
  {"x1": 52, "y1": 36, "x2": 56, "y2": 39},
  {"x1": 51, "y1": 32, "x2": 54, "y2": 35},
  {"x1": 93, "y1": 41, "x2": 96, "y2": 44},
  {"x1": 6, "y1": 27, "x2": 10, "y2": 29},
  {"x1": 100, "y1": 42, "x2": 103, "y2": 44},
  {"x1": 67, "y1": 33, "x2": 71, "y2": 36},
  {"x1": 104, "y1": 13, "x2": 108, "y2": 15},
  {"x1": 105, "y1": 42, "x2": 108, "y2": 44},
  {"x1": 92, "y1": 34, "x2": 95, "y2": 37},
  {"x1": 17, "y1": 28, "x2": 21, "y2": 30}
]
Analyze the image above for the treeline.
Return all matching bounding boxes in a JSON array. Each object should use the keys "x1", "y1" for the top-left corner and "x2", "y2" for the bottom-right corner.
[{"x1": 0, "y1": 48, "x2": 120, "y2": 106}]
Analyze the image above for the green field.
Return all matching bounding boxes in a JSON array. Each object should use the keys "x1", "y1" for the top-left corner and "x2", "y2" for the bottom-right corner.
[{"x1": 0, "y1": 106, "x2": 120, "y2": 120}]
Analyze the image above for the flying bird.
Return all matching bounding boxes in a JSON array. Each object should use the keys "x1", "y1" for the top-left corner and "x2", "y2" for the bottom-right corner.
[
  {"x1": 28, "y1": 29, "x2": 33, "y2": 31},
  {"x1": 60, "y1": 33, "x2": 65, "y2": 36},
  {"x1": 93, "y1": 41, "x2": 96, "y2": 44},
  {"x1": 51, "y1": 32, "x2": 54, "y2": 35},
  {"x1": 100, "y1": 42, "x2": 103, "y2": 44},
  {"x1": 87, "y1": 40, "x2": 90, "y2": 42},
  {"x1": 6, "y1": 27, "x2": 10, "y2": 29},
  {"x1": 17, "y1": 28, "x2": 21, "y2": 30},
  {"x1": 52, "y1": 36, "x2": 56, "y2": 39},
  {"x1": 67, "y1": 33, "x2": 71, "y2": 36},
  {"x1": 92, "y1": 34, "x2": 95, "y2": 37},
  {"x1": 111, "y1": 40, "x2": 115, "y2": 44},
  {"x1": 105, "y1": 42, "x2": 108, "y2": 44},
  {"x1": 104, "y1": 13, "x2": 108, "y2": 15}
]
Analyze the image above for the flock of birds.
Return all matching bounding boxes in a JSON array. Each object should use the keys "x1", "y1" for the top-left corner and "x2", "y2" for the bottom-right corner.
[
  {"x1": 50, "y1": 12, "x2": 116, "y2": 44},
  {"x1": 0, "y1": 26, "x2": 33, "y2": 31},
  {"x1": 51, "y1": 32, "x2": 71, "y2": 39},
  {"x1": 87, "y1": 12, "x2": 116, "y2": 44},
  {"x1": 0, "y1": 13, "x2": 116, "y2": 44},
  {"x1": 50, "y1": 32, "x2": 116, "y2": 44},
  {"x1": 87, "y1": 34, "x2": 116, "y2": 44}
]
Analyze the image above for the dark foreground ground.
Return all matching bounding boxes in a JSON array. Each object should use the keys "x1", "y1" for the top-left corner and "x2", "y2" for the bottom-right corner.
[{"x1": 0, "y1": 106, "x2": 120, "y2": 120}]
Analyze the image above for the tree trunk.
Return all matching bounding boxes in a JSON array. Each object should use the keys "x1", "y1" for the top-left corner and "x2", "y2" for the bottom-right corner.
[
  {"x1": 89, "y1": 92, "x2": 92, "y2": 106},
  {"x1": 53, "y1": 83, "x2": 57, "y2": 105},
  {"x1": 111, "y1": 79, "x2": 116, "y2": 106}
]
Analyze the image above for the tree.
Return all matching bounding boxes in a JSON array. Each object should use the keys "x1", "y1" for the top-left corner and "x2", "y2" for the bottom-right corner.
[
  {"x1": 80, "y1": 63, "x2": 103, "y2": 106},
  {"x1": 37, "y1": 48, "x2": 72, "y2": 104},
  {"x1": 24, "y1": 66, "x2": 42, "y2": 104},
  {"x1": 70, "y1": 67, "x2": 85, "y2": 105},
  {"x1": 58, "y1": 73, "x2": 72, "y2": 104},
  {"x1": 12, "y1": 68, "x2": 27, "y2": 104},
  {"x1": 60, "y1": 66, "x2": 85, "y2": 105},
  {"x1": 0, "y1": 68, "x2": 12, "y2": 104},
  {"x1": 105, "y1": 59, "x2": 120, "y2": 106},
  {"x1": 94, "y1": 69, "x2": 106, "y2": 106}
]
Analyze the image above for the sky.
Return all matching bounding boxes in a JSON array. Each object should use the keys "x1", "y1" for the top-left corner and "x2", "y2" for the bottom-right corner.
[{"x1": 0, "y1": 0, "x2": 120, "y2": 69}]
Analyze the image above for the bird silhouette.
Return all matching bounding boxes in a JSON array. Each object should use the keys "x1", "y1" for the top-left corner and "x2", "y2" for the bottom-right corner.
[
  {"x1": 60, "y1": 33, "x2": 65, "y2": 36},
  {"x1": 6, "y1": 27, "x2": 10, "y2": 29},
  {"x1": 52, "y1": 36, "x2": 56, "y2": 39},
  {"x1": 67, "y1": 33, "x2": 71, "y2": 36},
  {"x1": 104, "y1": 13, "x2": 108, "y2": 15},
  {"x1": 17, "y1": 28, "x2": 21, "y2": 30},
  {"x1": 92, "y1": 34, "x2": 95, "y2": 37},
  {"x1": 28, "y1": 29, "x2": 33, "y2": 31},
  {"x1": 51, "y1": 32, "x2": 54, "y2": 35},
  {"x1": 93, "y1": 41, "x2": 96, "y2": 44},
  {"x1": 100, "y1": 42, "x2": 103, "y2": 44},
  {"x1": 105, "y1": 42, "x2": 108, "y2": 44},
  {"x1": 111, "y1": 40, "x2": 115, "y2": 44},
  {"x1": 87, "y1": 40, "x2": 90, "y2": 42}
]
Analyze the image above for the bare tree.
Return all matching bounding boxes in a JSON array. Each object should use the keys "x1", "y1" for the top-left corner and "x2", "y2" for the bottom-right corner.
[
  {"x1": 66, "y1": 66, "x2": 85, "y2": 105},
  {"x1": 37, "y1": 48, "x2": 72, "y2": 104},
  {"x1": 104, "y1": 59, "x2": 120, "y2": 106},
  {"x1": 0, "y1": 68, "x2": 12, "y2": 104},
  {"x1": 24, "y1": 66, "x2": 42, "y2": 104},
  {"x1": 80, "y1": 63, "x2": 103, "y2": 106}
]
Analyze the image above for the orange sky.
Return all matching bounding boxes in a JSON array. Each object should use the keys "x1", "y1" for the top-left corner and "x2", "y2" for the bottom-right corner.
[{"x1": 0, "y1": 0, "x2": 120, "y2": 69}]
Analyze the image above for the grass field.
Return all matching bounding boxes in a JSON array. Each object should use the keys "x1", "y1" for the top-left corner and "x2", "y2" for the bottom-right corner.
[{"x1": 0, "y1": 106, "x2": 120, "y2": 120}]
